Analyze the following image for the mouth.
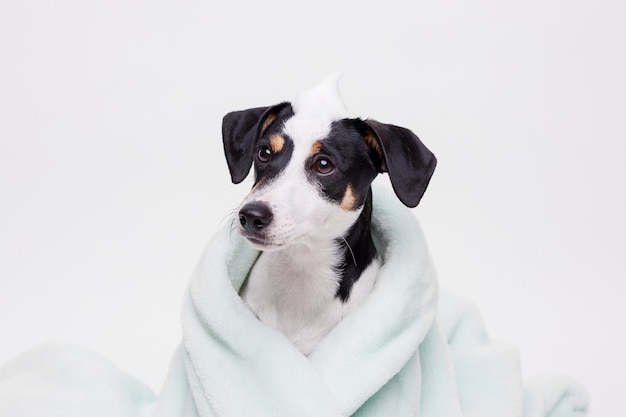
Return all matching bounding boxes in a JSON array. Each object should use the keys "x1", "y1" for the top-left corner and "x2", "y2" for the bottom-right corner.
[
  {"x1": 239, "y1": 231, "x2": 286, "y2": 251},
  {"x1": 238, "y1": 227, "x2": 306, "y2": 251},
  {"x1": 245, "y1": 235, "x2": 274, "y2": 247}
]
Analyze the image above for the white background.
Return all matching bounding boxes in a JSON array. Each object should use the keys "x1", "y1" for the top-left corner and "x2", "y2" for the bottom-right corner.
[{"x1": 1, "y1": 0, "x2": 624, "y2": 415}]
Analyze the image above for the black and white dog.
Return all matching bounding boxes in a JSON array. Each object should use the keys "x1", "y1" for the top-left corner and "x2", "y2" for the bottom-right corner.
[{"x1": 222, "y1": 78, "x2": 436, "y2": 355}]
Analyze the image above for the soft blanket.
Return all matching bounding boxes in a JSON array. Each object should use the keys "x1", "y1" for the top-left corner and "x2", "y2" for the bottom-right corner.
[{"x1": 0, "y1": 186, "x2": 588, "y2": 417}]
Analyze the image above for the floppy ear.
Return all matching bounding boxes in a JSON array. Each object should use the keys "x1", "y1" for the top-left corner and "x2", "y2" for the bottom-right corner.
[
  {"x1": 222, "y1": 102, "x2": 291, "y2": 184},
  {"x1": 364, "y1": 120, "x2": 437, "y2": 207}
]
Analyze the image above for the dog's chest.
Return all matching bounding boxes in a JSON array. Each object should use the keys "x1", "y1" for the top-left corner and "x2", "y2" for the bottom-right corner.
[{"x1": 240, "y1": 246, "x2": 379, "y2": 355}]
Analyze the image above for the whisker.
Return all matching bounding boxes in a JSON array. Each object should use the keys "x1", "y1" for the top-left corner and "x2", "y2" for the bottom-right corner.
[
  {"x1": 219, "y1": 207, "x2": 238, "y2": 225},
  {"x1": 340, "y1": 236, "x2": 357, "y2": 267},
  {"x1": 225, "y1": 210, "x2": 239, "y2": 243}
]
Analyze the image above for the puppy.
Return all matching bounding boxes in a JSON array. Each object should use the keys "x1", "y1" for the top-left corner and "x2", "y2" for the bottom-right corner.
[{"x1": 222, "y1": 80, "x2": 436, "y2": 354}]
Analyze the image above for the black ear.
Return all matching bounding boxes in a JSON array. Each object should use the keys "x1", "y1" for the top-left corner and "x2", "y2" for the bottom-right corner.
[
  {"x1": 364, "y1": 120, "x2": 437, "y2": 207},
  {"x1": 222, "y1": 102, "x2": 291, "y2": 184}
]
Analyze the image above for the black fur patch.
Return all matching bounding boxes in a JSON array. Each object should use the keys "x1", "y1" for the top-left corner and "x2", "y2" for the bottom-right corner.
[
  {"x1": 335, "y1": 189, "x2": 377, "y2": 301},
  {"x1": 306, "y1": 119, "x2": 380, "y2": 209}
]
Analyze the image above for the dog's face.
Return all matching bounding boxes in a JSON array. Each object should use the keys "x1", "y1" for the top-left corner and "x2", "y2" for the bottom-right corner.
[
  {"x1": 222, "y1": 84, "x2": 437, "y2": 251},
  {"x1": 233, "y1": 107, "x2": 382, "y2": 250}
]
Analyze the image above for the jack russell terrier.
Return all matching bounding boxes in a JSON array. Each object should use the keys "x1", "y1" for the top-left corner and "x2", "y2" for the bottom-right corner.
[{"x1": 222, "y1": 76, "x2": 436, "y2": 355}]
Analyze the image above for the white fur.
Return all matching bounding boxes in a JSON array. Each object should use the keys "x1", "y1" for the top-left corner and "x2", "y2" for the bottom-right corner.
[
  {"x1": 241, "y1": 253, "x2": 379, "y2": 355},
  {"x1": 238, "y1": 77, "x2": 379, "y2": 355}
]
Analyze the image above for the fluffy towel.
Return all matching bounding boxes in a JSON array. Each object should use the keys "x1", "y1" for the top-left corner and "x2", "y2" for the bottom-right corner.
[
  {"x1": 0, "y1": 186, "x2": 588, "y2": 417},
  {"x1": 153, "y1": 185, "x2": 588, "y2": 417}
]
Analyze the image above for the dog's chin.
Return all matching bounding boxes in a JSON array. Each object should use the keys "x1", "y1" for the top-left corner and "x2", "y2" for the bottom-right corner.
[{"x1": 241, "y1": 234, "x2": 289, "y2": 252}]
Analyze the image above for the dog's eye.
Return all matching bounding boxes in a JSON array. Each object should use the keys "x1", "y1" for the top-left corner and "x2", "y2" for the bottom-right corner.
[
  {"x1": 313, "y1": 157, "x2": 335, "y2": 175},
  {"x1": 257, "y1": 146, "x2": 272, "y2": 163}
]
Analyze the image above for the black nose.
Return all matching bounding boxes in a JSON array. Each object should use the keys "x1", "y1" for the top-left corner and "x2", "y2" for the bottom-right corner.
[{"x1": 239, "y1": 202, "x2": 273, "y2": 233}]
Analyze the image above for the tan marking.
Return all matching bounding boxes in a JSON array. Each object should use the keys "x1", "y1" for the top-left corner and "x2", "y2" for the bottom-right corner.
[
  {"x1": 340, "y1": 184, "x2": 358, "y2": 211},
  {"x1": 363, "y1": 131, "x2": 387, "y2": 171},
  {"x1": 363, "y1": 131, "x2": 382, "y2": 156},
  {"x1": 260, "y1": 113, "x2": 277, "y2": 136},
  {"x1": 309, "y1": 141, "x2": 323, "y2": 157},
  {"x1": 269, "y1": 134, "x2": 285, "y2": 153}
]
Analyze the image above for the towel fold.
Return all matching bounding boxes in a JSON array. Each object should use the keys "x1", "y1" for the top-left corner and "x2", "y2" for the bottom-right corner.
[{"x1": 0, "y1": 185, "x2": 589, "y2": 417}]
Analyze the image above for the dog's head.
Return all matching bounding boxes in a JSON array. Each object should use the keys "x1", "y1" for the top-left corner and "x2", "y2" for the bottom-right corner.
[{"x1": 222, "y1": 77, "x2": 436, "y2": 250}]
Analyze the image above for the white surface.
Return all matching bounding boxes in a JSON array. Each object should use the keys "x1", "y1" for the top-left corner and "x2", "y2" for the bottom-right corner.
[{"x1": 1, "y1": 1, "x2": 623, "y2": 415}]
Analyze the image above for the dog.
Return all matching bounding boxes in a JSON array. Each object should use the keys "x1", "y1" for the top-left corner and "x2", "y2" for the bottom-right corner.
[{"x1": 221, "y1": 78, "x2": 436, "y2": 355}]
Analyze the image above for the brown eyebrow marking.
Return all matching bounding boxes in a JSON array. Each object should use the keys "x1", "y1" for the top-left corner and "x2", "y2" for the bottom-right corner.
[
  {"x1": 269, "y1": 134, "x2": 285, "y2": 153},
  {"x1": 309, "y1": 141, "x2": 323, "y2": 157},
  {"x1": 340, "y1": 184, "x2": 358, "y2": 211}
]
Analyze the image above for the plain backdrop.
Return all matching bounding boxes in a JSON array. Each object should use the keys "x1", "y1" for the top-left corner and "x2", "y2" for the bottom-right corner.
[{"x1": 1, "y1": 0, "x2": 624, "y2": 415}]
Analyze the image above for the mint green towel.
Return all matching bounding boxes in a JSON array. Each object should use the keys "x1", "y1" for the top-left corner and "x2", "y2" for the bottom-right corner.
[{"x1": 0, "y1": 185, "x2": 588, "y2": 417}]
